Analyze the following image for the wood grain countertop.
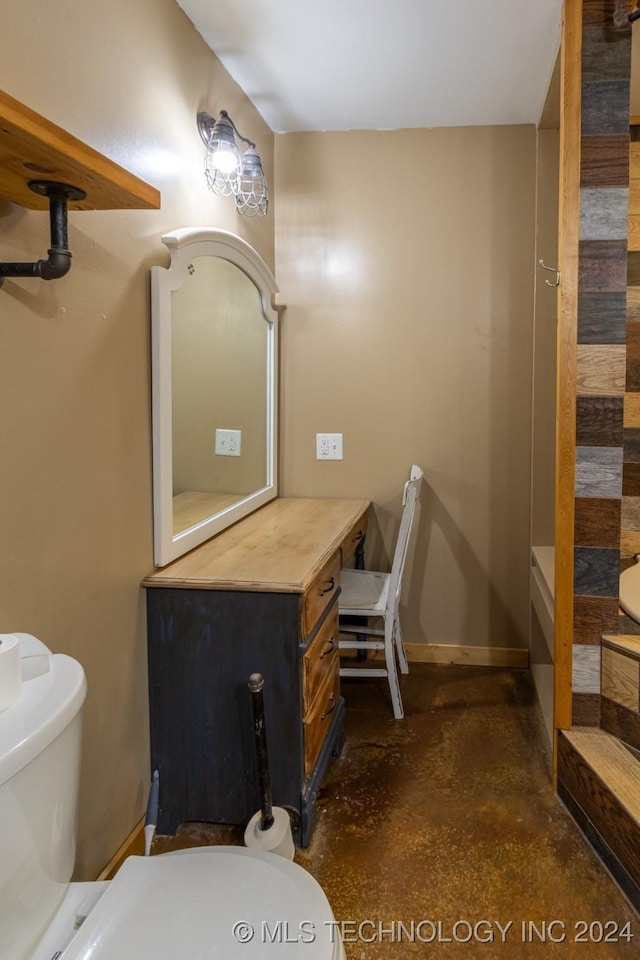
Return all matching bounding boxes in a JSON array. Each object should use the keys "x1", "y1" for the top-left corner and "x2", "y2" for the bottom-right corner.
[{"x1": 142, "y1": 497, "x2": 370, "y2": 593}]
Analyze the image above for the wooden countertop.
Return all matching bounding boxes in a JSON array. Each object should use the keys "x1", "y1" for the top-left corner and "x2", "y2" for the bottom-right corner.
[{"x1": 142, "y1": 497, "x2": 370, "y2": 593}]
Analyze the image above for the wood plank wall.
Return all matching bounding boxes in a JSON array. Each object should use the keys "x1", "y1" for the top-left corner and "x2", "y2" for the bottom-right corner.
[
  {"x1": 599, "y1": 133, "x2": 640, "y2": 749},
  {"x1": 557, "y1": 4, "x2": 640, "y2": 897},
  {"x1": 569, "y1": 0, "x2": 631, "y2": 726}
]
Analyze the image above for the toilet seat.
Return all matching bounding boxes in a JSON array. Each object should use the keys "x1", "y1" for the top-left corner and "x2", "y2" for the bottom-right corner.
[
  {"x1": 620, "y1": 559, "x2": 640, "y2": 622},
  {"x1": 60, "y1": 847, "x2": 344, "y2": 959}
]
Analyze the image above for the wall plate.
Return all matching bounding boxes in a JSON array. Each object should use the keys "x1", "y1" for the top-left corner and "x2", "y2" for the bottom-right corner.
[
  {"x1": 316, "y1": 433, "x2": 343, "y2": 460},
  {"x1": 215, "y1": 428, "x2": 241, "y2": 456}
]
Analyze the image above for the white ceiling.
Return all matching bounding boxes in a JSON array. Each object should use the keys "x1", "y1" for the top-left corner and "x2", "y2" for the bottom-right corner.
[{"x1": 176, "y1": 0, "x2": 563, "y2": 133}]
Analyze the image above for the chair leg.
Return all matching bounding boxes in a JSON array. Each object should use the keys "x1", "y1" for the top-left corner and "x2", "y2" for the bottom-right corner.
[
  {"x1": 384, "y1": 618, "x2": 404, "y2": 719},
  {"x1": 355, "y1": 535, "x2": 368, "y2": 662},
  {"x1": 394, "y1": 618, "x2": 409, "y2": 675}
]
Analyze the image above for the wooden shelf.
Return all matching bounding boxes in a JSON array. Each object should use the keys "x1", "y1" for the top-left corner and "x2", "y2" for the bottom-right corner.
[{"x1": 0, "y1": 90, "x2": 160, "y2": 211}]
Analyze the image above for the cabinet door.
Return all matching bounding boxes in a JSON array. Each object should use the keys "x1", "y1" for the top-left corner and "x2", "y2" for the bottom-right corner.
[{"x1": 147, "y1": 588, "x2": 303, "y2": 833}]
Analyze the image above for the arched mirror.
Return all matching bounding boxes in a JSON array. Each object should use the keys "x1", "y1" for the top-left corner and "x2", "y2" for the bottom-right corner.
[{"x1": 151, "y1": 228, "x2": 279, "y2": 566}]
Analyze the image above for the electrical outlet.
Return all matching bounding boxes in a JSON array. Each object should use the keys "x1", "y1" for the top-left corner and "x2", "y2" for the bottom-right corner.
[
  {"x1": 215, "y1": 428, "x2": 242, "y2": 456},
  {"x1": 316, "y1": 433, "x2": 343, "y2": 460}
]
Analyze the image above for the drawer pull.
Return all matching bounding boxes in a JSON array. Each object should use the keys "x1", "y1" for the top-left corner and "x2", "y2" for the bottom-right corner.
[
  {"x1": 352, "y1": 529, "x2": 365, "y2": 542},
  {"x1": 321, "y1": 693, "x2": 336, "y2": 721},
  {"x1": 320, "y1": 637, "x2": 336, "y2": 659},
  {"x1": 320, "y1": 576, "x2": 336, "y2": 596}
]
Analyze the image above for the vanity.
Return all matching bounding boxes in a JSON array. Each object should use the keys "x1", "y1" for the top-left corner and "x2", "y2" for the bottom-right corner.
[
  {"x1": 144, "y1": 227, "x2": 366, "y2": 844},
  {"x1": 143, "y1": 496, "x2": 368, "y2": 844}
]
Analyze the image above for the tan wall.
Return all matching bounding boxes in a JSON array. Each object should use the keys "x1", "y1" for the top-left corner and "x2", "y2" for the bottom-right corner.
[
  {"x1": 275, "y1": 126, "x2": 537, "y2": 652},
  {"x1": 1, "y1": 0, "x2": 274, "y2": 879}
]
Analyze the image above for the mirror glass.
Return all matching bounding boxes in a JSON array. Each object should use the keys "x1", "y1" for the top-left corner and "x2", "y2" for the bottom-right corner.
[
  {"x1": 151, "y1": 229, "x2": 279, "y2": 566},
  {"x1": 171, "y1": 256, "x2": 268, "y2": 534}
]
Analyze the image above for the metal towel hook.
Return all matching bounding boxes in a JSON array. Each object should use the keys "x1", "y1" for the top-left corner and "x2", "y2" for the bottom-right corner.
[
  {"x1": 539, "y1": 259, "x2": 560, "y2": 287},
  {"x1": 622, "y1": 0, "x2": 640, "y2": 25}
]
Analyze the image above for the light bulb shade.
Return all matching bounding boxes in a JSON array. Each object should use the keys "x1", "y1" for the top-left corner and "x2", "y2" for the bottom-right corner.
[
  {"x1": 235, "y1": 147, "x2": 268, "y2": 217},
  {"x1": 198, "y1": 110, "x2": 268, "y2": 216},
  {"x1": 203, "y1": 116, "x2": 241, "y2": 197}
]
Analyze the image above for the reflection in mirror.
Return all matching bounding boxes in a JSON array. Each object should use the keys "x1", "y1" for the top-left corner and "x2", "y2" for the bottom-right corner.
[
  {"x1": 171, "y1": 256, "x2": 268, "y2": 533},
  {"x1": 151, "y1": 229, "x2": 279, "y2": 566}
]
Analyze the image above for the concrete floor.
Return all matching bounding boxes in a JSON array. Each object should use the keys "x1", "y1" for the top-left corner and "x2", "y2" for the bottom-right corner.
[{"x1": 155, "y1": 664, "x2": 639, "y2": 958}]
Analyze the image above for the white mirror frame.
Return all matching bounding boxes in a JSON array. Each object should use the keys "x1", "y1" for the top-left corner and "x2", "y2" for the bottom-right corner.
[{"x1": 151, "y1": 227, "x2": 279, "y2": 566}]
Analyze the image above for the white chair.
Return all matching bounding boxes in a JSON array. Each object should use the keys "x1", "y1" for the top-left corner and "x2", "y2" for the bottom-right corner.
[{"x1": 339, "y1": 465, "x2": 424, "y2": 719}]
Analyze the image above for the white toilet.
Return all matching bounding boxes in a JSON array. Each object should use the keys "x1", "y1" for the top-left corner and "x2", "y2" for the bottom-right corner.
[
  {"x1": 619, "y1": 557, "x2": 640, "y2": 623},
  {"x1": 1, "y1": 634, "x2": 345, "y2": 960}
]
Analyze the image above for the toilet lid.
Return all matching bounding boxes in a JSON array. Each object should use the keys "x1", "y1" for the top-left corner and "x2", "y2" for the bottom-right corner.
[
  {"x1": 620, "y1": 561, "x2": 640, "y2": 622},
  {"x1": 61, "y1": 847, "x2": 343, "y2": 960}
]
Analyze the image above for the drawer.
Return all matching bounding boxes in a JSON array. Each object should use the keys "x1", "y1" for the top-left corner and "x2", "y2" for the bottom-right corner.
[
  {"x1": 302, "y1": 551, "x2": 341, "y2": 637},
  {"x1": 303, "y1": 666, "x2": 340, "y2": 777},
  {"x1": 341, "y1": 514, "x2": 367, "y2": 565},
  {"x1": 303, "y1": 604, "x2": 339, "y2": 713}
]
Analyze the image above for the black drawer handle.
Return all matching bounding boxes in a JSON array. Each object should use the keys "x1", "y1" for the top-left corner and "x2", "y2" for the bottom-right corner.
[
  {"x1": 320, "y1": 576, "x2": 335, "y2": 596},
  {"x1": 320, "y1": 637, "x2": 336, "y2": 659},
  {"x1": 352, "y1": 529, "x2": 365, "y2": 542},
  {"x1": 321, "y1": 693, "x2": 336, "y2": 721}
]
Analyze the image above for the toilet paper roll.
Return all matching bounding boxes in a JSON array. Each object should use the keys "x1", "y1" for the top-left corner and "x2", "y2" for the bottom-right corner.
[
  {"x1": 0, "y1": 634, "x2": 21, "y2": 712},
  {"x1": 244, "y1": 806, "x2": 295, "y2": 860}
]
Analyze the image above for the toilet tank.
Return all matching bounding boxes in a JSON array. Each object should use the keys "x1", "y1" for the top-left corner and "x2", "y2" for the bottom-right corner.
[{"x1": 0, "y1": 634, "x2": 86, "y2": 960}]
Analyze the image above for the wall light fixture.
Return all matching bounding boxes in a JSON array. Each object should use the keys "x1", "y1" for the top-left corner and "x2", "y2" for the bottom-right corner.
[{"x1": 197, "y1": 110, "x2": 268, "y2": 217}]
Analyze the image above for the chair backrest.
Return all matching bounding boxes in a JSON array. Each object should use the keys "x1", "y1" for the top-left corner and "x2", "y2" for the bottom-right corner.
[{"x1": 387, "y1": 465, "x2": 424, "y2": 615}]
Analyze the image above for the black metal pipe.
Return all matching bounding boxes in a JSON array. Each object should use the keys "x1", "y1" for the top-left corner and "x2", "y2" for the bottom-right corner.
[
  {"x1": 247, "y1": 672, "x2": 274, "y2": 831},
  {"x1": 0, "y1": 180, "x2": 85, "y2": 287},
  {"x1": 49, "y1": 196, "x2": 68, "y2": 251}
]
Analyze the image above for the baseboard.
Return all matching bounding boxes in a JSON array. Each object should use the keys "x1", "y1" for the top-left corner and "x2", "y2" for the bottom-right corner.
[
  {"x1": 342, "y1": 642, "x2": 529, "y2": 668},
  {"x1": 96, "y1": 816, "x2": 145, "y2": 880},
  {"x1": 406, "y1": 642, "x2": 529, "y2": 667}
]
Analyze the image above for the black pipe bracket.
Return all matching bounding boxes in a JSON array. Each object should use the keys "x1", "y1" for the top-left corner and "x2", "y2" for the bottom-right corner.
[{"x1": 0, "y1": 180, "x2": 86, "y2": 289}]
